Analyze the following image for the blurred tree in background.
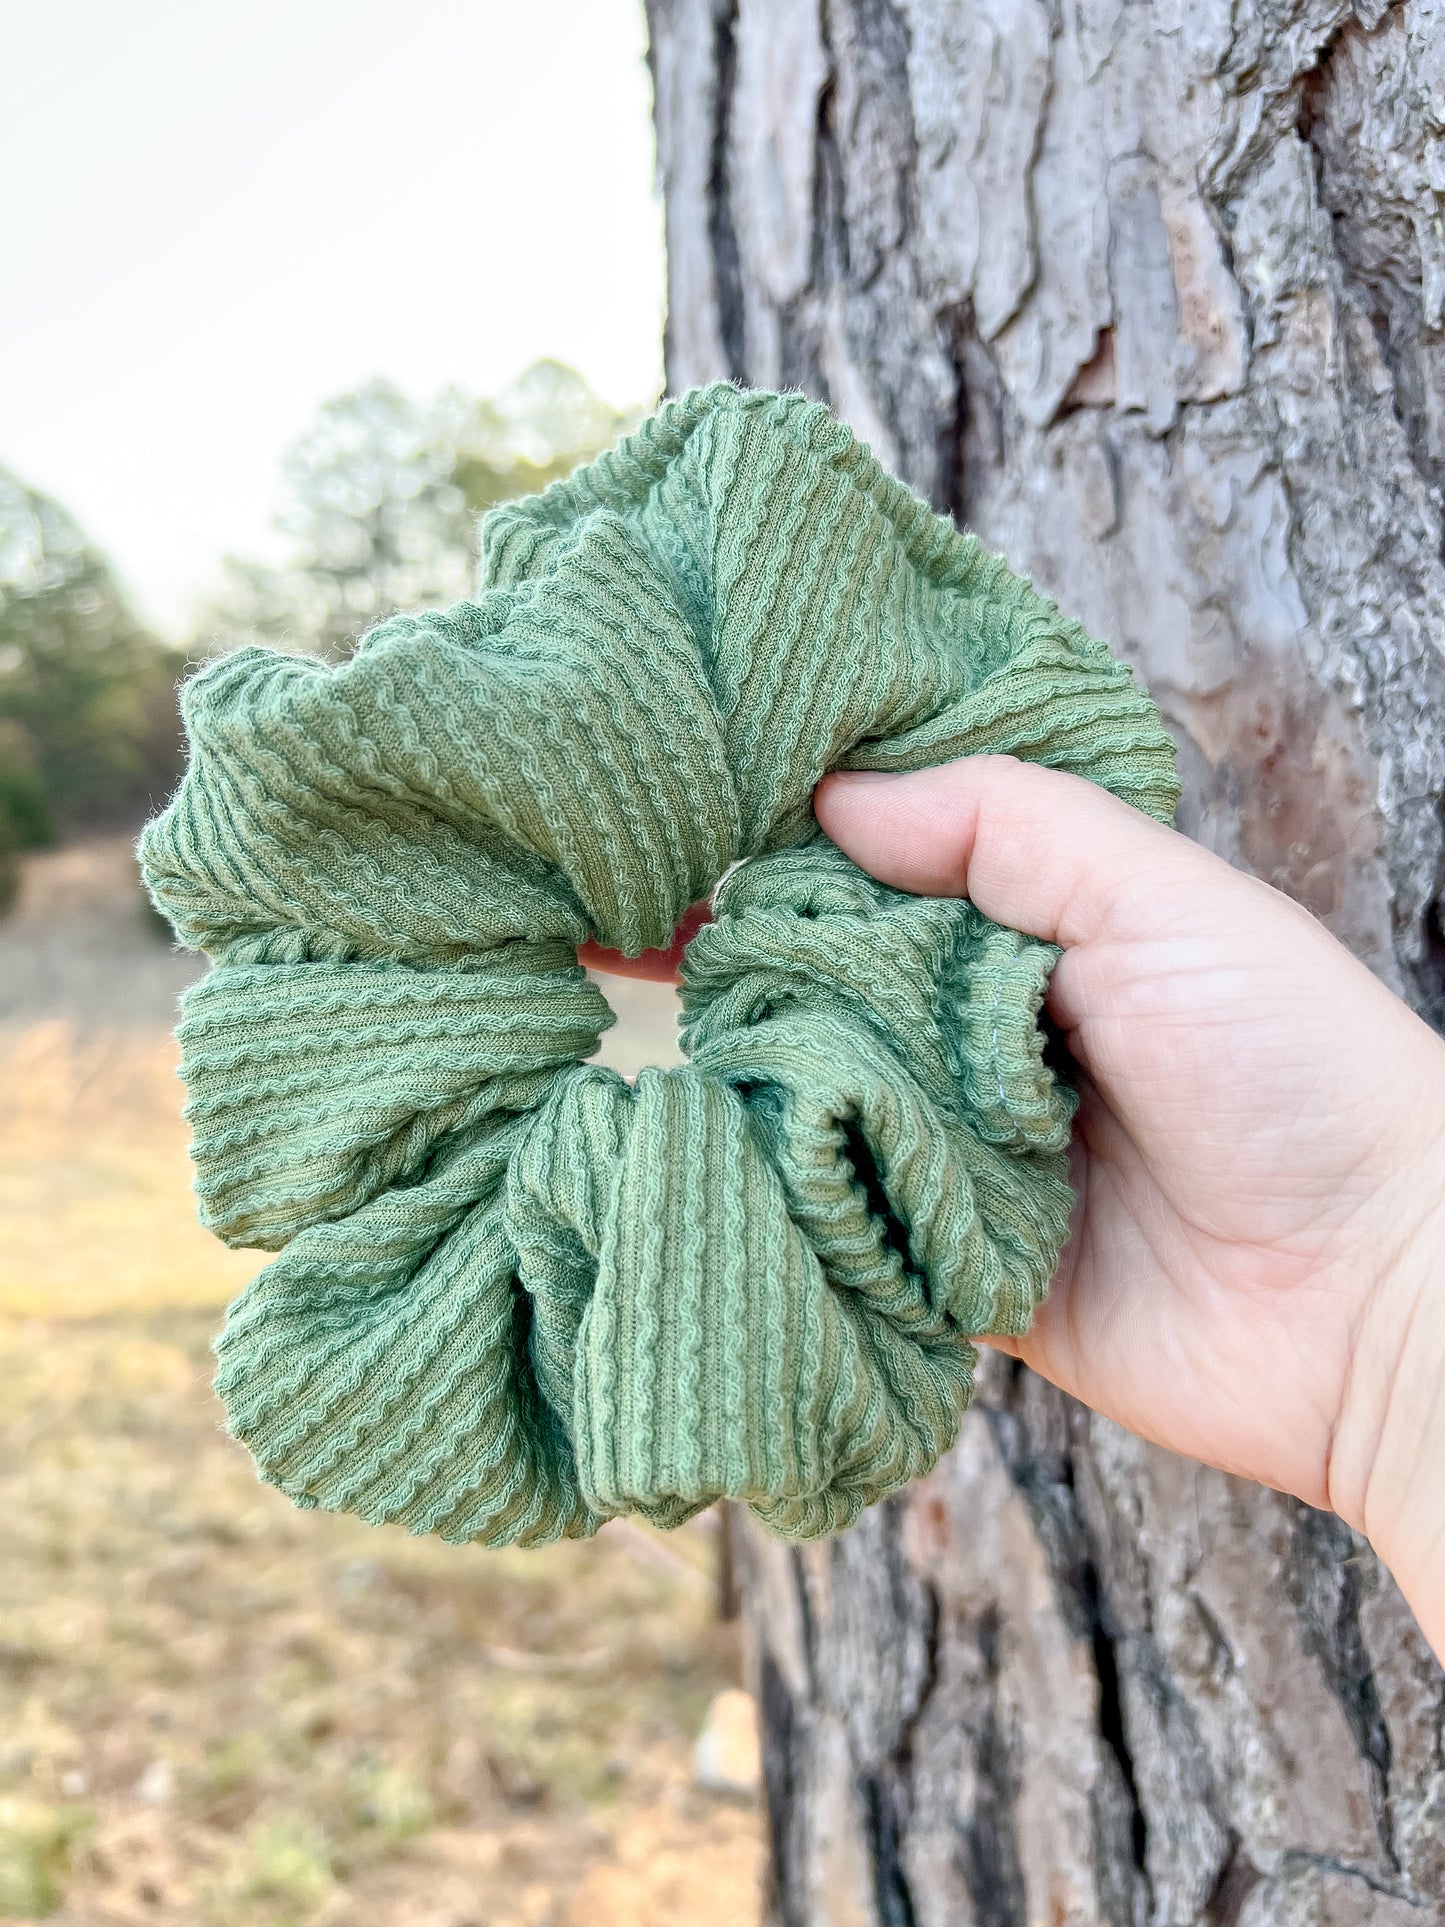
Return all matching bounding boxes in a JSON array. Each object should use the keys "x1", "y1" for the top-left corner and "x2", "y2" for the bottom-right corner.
[
  {"x1": 0, "y1": 361, "x2": 631, "y2": 909},
  {"x1": 199, "y1": 360, "x2": 632, "y2": 659},
  {"x1": 0, "y1": 470, "x2": 185, "y2": 905}
]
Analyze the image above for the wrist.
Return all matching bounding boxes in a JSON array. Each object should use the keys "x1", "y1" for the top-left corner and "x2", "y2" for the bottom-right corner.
[{"x1": 1334, "y1": 1167, "x2": 1445, "y2": 1660}]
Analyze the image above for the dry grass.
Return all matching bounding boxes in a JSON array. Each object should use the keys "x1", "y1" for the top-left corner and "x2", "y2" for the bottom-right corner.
[
  {"x1": 0, "y1": 841, "x2": 759, "y2": 1927},
  {"x1": 0, "y1": 1024, "x2": 259, "y2": 1322}
]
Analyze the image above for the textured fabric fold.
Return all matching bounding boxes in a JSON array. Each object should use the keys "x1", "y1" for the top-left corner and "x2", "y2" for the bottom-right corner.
[{"x1": 141, "y1": 384, "x2": 1179, "y2": 1544}]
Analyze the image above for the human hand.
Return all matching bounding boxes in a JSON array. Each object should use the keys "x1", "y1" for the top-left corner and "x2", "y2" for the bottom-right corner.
[{"x1": 815, "y1": 755, "x2": 1445, "y2": 1657}]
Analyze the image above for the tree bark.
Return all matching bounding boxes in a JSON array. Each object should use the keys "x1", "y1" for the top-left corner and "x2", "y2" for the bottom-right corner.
[{"x1": 645, "y1": 0, "x2": 1445, "y2": 1919}]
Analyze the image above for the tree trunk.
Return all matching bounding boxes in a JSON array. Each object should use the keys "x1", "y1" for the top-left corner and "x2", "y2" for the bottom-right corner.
[{"x1": 644, "y1": 0, "x2": 1445, "y2": 1919}]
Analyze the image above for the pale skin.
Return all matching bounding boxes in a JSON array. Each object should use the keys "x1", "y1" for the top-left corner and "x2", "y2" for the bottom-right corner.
[{"x1": 589, "y1": 756, "x2": 1445, "y2": 1660}]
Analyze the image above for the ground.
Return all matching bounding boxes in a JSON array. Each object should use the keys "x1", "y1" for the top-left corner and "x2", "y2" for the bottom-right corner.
[{"x1": 0, "y1": 838, "x2": 762, "y2": 1927}]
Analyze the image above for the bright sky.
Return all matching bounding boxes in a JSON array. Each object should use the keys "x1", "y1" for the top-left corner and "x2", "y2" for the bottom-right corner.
[{"x1": 3, "y1": 1, "x2": 665, "y2": 636}]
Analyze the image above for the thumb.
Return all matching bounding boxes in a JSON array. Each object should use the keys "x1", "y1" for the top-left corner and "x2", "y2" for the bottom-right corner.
[{"x1": 813, "y1": 755, "x2": 1188, "y2": 950}]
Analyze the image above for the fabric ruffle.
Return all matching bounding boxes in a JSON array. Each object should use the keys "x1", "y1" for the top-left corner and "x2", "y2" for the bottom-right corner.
[{"x1": 140, "y1": 385, "x2": 1178, "y2": 1544}]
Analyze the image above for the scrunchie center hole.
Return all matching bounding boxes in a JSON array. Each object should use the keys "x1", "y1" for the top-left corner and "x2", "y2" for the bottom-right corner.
[{"x1": 577, "y1": 897, "x2": 713, "y2": 985}]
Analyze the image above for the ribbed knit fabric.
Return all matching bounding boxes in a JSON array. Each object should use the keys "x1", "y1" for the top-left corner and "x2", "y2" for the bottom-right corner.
[{"x1": 140, "y1": 385, "x2": 1179, "y2": 1546}]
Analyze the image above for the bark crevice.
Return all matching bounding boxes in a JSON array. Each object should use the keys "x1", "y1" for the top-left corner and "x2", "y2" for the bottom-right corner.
[
  {"x1": 1289, "y1": 1503, "x2": 1398, "y2": 1867},
  {"x1": 1084, "y1": 1558, "x2": 1152, "y2": 1890},
  {"x1": 706, "y1": 0, "x2": 747, "y2": 382},
  {"x1": 958, "y1": 1606, "x2": 1030, "y2": 1927}
]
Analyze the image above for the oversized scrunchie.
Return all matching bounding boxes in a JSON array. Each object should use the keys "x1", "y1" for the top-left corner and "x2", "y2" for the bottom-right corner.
[{"x1": 141, "y1": 386, "x2": 1178, "y2": 1545}]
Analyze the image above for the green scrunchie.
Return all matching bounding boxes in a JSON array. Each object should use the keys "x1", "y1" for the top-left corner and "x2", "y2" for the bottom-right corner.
[{"x1": 140, "y1": 386, "x2": 1178, "y2": 1545}]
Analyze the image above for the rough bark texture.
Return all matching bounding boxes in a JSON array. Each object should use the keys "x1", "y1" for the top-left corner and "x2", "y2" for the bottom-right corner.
[{"x1": 645, "y1": 0, "x2": 1445, "y2": 1919}]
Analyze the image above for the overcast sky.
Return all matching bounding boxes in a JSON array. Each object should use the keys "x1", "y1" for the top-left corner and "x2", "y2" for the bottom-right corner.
[{"x1": 3, "y1": 1, "x2": 665, "y2": 636}]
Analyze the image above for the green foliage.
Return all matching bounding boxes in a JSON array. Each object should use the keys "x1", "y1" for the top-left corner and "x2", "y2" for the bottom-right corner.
[
  {"x1": 347, "y1": 1760, "x2": 436, "y2": 1843},
  {"x1": 0, "y1": 471, "x2": 186, "y2": 862},
  {"x1": 221, "y1": 1814, "x2": 335, "y2": 1923},
  {"x1": 0, "y1": 778, "x2": 19, "y2": 915},
  {"x1": 199, "y1": 360, "x2": 633, "y2": 660},
  {"x1": 0, "y1": 362, "x2": 626, "y2": 895},
  {"x1": 0, "y1": 1797, "x2": 92, "y2": 1918},
  {"x1": 0, "y1": 721, "x2": 50, "y2": 848}
]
